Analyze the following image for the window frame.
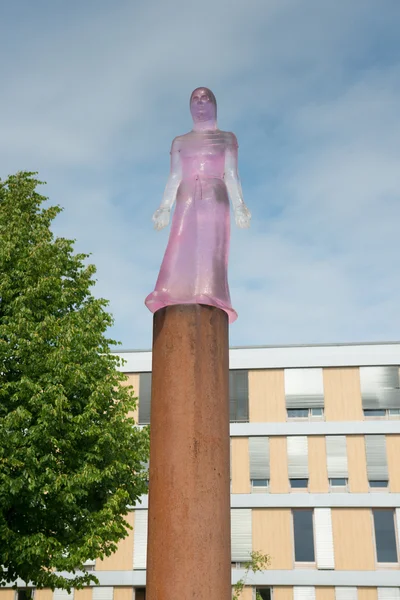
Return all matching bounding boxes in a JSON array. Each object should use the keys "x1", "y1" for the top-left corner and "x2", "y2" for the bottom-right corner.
[
  {"x1": 15, "y1": 591, "x2": 35, "y2": 600},
  {"x1": 363, "y1": 408, "x2": 400, "y2": 420},
  {"x1": 254, "y1": 588, "x2": 272, "y2": 600},
  {"x1": 292, "y1": 508, "x2": 316, "y2": 566},
  {"x1": 369, "y1": 479, "x2": 389, "y2": 491},
  {"x1": 229, "y1": 370, "x2": 249, "y2": 423},
  {"x1": 290, "y1": 478, "x2": 309, "y2": 491},
  {"x1": 372, "y1": 508, "x2": 399, "y2": 566},
  {"x1": 329, "y1": 477, "x2": 348, "y2": 492},
  {"x1": 251, "y1": 478, "x2": 270, "y2": 493},
  {"x1": 286, "y1": 407, "x2": 324, "y2": 421}
]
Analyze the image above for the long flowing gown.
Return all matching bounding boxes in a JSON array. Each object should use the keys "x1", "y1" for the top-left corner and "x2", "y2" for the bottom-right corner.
[{"x1": 145, "y1": 130, "x2": 238, "y2": 323}]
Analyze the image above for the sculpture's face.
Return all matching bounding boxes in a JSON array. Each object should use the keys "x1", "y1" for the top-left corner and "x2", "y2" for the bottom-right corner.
[{"x1": 190, "y1": 87, "x2": 217, "y2": 124}]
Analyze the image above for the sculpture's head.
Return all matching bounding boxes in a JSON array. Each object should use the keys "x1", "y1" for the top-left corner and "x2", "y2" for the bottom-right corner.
[{"x1": 190, "y1": 87, "x2": 217, "y2": 125}]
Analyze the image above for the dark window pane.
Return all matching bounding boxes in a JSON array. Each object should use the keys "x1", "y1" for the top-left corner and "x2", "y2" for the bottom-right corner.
[
  {"x1": 138, "y1": 373, "x2": 152, "y2": 425},
  {"x1": 229, "y1": 370, "x2": 249, "y2": 422},
  {"x1": 290, "y1": 478, "x2": 308, "y2": 488},
  {"x1": 311, "y1": 408, "x2": 323, "y2": 416},
  {"x1": 373, "y1": 509, "x2": 398, "y2": 563},
  {"x1": 256, "y1": 590, "x2": 271, "y2": 600},
  {"x1": 389, "y1": 409, "x2": 400, "y2": 415},
  {"x1": 370, "y1": 480, "x2": 388, "y2": 488},
  {"x1": 287, "y1": 409, "x2": 308, "y2": 418},
  {"x1": 293, "y1": 509, "x2": 315, "y2": 562},
  {"x1": 17, "y1": 592, "x2": 34, "y2": 600},
  {"x1": 252, "y1": 479, "x2": 269, "y2": 487},
  {"x1": 330, "y1": 478, "x2": 347, "y2": 486},
  {"x1": 363, "y1": 409, "x2": 386, "y2": 417}
]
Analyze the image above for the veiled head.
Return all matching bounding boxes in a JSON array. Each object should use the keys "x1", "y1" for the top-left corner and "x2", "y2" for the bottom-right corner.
[{"x1": 190, "y1": 87, "x2": 217, "y2": 124}]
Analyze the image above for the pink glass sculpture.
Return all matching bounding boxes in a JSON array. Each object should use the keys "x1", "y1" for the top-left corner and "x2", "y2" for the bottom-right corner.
[{"x1": 145, "y1": 87, "x2": 251, "y2": 323}]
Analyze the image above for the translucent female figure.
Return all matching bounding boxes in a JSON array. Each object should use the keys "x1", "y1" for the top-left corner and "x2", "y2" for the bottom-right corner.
[{"x1": 145, "y1": 87, "x2": 251, "y2": 323}]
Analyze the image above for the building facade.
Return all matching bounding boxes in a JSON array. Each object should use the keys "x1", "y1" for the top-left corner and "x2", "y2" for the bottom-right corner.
[{"x1": 3, "y1": 342, "x2": 400, "y2": 600}]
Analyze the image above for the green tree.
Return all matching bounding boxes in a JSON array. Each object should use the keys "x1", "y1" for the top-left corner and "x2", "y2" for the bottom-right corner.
[
  {"x1": 0, "y1": 172, "x2": 149, "y2": 590},
  {"x1": 232, "y1": 551, "x2": 271, "y2": 600}
]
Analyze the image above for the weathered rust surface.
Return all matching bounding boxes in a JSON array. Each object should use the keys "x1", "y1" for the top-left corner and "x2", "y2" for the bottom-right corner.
[{"x1": 146, "y1": 304, "x2": 231, "y2": 600}]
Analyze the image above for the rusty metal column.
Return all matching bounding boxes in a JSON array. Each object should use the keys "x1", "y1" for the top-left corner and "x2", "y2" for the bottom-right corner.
[{"x1": 146, "y1": 304, "x2": 231, "y2": 600}]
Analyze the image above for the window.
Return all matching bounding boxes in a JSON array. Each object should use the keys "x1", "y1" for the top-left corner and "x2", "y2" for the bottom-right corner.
[
  {"x1": 138, "y1": 373, "x2": 152, "y2": 425},
  {"x1": 287, "y1": 408, "x2": 308, "y2": 419},
  {"x1": 249, "y1": 437, "x2": 270, "y2": 492},
  {"x1": 365, "y1": 435, "x2": 388, "y2": 488},
  {"x1": 82, "y1": 559, "x2": 95, "y2": 571},
  {"x1": 370, "y1": 480, "x2": 389, "y2": 488},
  {"x1": 290, "y1": 478, "x2": 308, "y2": 489},
  {"x1": 311, "y1": 407, "x2": 323, "y2": 417},
  {"x1": 284, "y1": 367, "x2": 324, "y2": 418},
  {"x1": 251, "y1": 479, "x2": 269, "y2": 492},
  {"x1": 329, "y1": 478, "x2": 348, "y2": 490},
  {"x1": 360, "y1": 366, "x2": 400, "y2": 416},
  {"x1": 231, "y1": 509, "x2": 252, "y2": 562},
  {"x1": 373, "y1": 509, "x2": 398, "y2": 563},
  {"x1": 364, "y1": 408, "x2": 400, "y2": 418},
  {"x1": 230, "y1": 370, "x2": 249, "y2": 422},
  {"x1": 256, "y1": 589, "x2": 272, "y2": 600},
  {"x1": 16, "y1": 592, "x2": 34, "y2": 600},
  {"x1": 287, "y1": 436, "x2": 309, "y2": 483},
  {"x1": 364, "y1": 409, "x2": 386, "y2": 417},
  {"x1": 293, "y1": 509, "x2": 315, "y2": 562},
  {"x1": 286, "y1": 408, "x2": 324, "y2": 420},
  {"x1": 326, "y1": 436, "x2": 348, "y2": 487}
]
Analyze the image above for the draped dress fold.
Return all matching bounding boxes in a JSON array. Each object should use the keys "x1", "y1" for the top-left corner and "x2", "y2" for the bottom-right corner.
[{"x1": 145, "y1": 130, "x2": 238, "y2": 323}]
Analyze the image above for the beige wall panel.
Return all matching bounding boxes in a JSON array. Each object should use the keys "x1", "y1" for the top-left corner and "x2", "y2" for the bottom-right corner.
[
  {"x1": 387, "y1": 435, "x2": 400, "y2": 492},
  {"x1": 124, "y1": 373, "x2": 139, "y2": 422},
  {"x1": 35, "y1": 591, "x2": 52, "y2": 600},
  {"x1": 315, "y1": 588, "x2": 335, "y2": 600},
  {"x1": 358, "y1": 589, "x2": 378, "y2": 600},
  {"x1": 238, "y1": 589, "x2": 253, "y2": 600},
  {"x1": 252, "y1": 509, "x2": 292, "y2": 569},
  {"x1": 231, "y1": 437, "x2": 250, "y2": 494},
  {"x1": 249, "y1": 370, "x2": 286, "y2": 423},
  {"x1": 273, "y1": 588, "x2": 293, "y2": 600},
  {"x1": 0, "y1": 592, "x2": 15, "y2": 600},
  {"x1": 323, "y1": 368, "x2": 363, "y2": 421},
  {"x1": 96, "y1": 511, "x2": 134, "y2": 570},
  {"x1": 332, "y1": 509, "x2": 375, "y2": 570},
  {"x1": 308, "y1": 436, "x2": 329, "y2": 493},
  {"x1": 347, "y1": 436, "x2": 368, "y2": 493},
  {"x1": 75, "y1": 590, "x2": 92, "y2": 600},
  {"x1": 114, "y1": 588, "x2": 133, "y2": 600},
  {"x1": 270, "y1": 437, "x2": 289, "y2": 493}
]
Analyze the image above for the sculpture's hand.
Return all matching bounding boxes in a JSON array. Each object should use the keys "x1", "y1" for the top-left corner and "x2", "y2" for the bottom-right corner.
[
  {"x1": 234, "y1": 204, "x2": 251, "y2": 229},
  {"x1": 152, "y1": 207, "x2": 170, "y2": 231}
]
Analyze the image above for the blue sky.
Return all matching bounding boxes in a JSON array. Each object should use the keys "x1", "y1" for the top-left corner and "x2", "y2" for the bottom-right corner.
[{"x1": 1, "y1": 0, "x2": 400, "y2": 349}]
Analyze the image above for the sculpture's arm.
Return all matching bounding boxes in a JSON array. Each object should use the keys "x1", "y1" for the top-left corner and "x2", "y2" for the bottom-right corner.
[
  {"x1": 224, "y1": 141, "x2": 251, "y2": 229},
  {"x1": 152, "y1": 141, "x2": 182, "y2": 231}
]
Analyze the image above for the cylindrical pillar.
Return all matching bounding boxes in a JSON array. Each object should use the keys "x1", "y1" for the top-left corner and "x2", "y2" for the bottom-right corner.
[{"x1": 146, "y1": 304, "x2": 231, "y2": 600}]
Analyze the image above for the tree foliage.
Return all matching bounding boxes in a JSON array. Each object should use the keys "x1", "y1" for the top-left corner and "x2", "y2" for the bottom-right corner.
[
  {"x1": 0, "y1": 172, "x2": 149, "y2": 590},
  {"x1": 232, "y1": 551, "x2": 271, "y2": 600}
]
